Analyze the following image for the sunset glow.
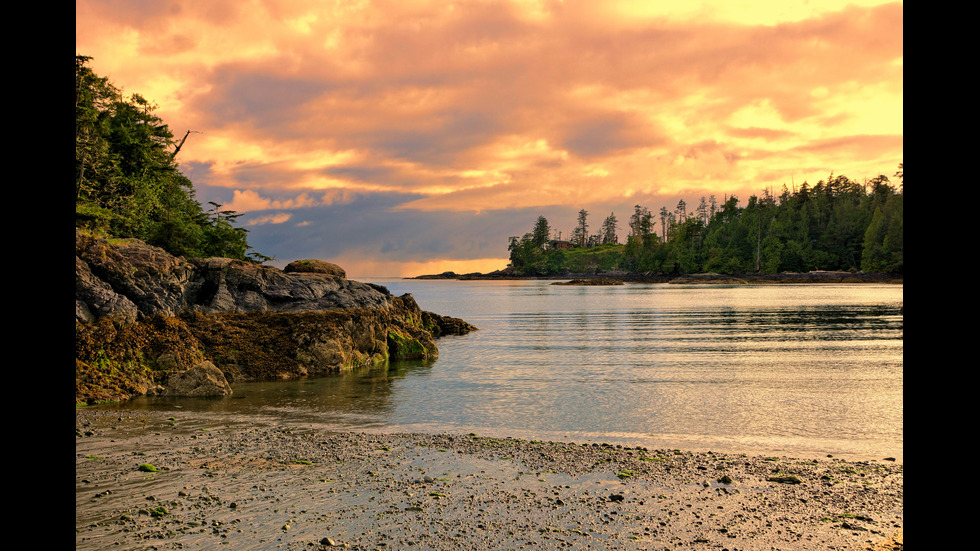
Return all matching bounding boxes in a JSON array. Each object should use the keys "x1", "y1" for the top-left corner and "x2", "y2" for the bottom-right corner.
[{"x1": 76, "y1": 0, "x2": 902, "y2": 277}]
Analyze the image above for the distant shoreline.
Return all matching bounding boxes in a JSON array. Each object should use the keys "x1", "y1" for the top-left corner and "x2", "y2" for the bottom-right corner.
[{"x1": 409, "y1": 269, "x2": 903, "y2": 284}]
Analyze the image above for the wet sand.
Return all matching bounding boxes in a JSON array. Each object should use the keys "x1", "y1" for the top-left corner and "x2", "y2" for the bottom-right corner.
[{"x1": 76, "y1": 409, "x2": 902, "y2": 550}]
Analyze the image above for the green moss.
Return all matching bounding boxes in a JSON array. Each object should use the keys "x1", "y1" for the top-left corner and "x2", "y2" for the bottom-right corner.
[
  {"x1": 137, "y1": 463, "x2": 160, "y2": 472},
  {"x1": 767, "y1": 474, "x2": 802, "y2": 484},
  {"x1": 149, "y1": 506, "x2": 168, "y2": 517},
  {"x1": 387, "y1": 330, "x2": 427, "y2": 359}
]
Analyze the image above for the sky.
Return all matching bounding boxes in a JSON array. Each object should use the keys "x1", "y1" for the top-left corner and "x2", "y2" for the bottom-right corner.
[{"x1": 76, "y1": 0, "x2": 903, "y2": 278}]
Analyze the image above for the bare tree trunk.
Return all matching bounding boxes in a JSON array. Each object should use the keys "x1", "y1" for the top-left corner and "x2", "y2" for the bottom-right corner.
[{"x1": 171, "y1": 130, "x2": 201, "y2": 160}]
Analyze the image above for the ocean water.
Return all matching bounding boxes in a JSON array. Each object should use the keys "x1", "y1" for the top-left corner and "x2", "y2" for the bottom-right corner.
[{"x1": 116, "y1": 279, "x2": 904, "y2": 462}]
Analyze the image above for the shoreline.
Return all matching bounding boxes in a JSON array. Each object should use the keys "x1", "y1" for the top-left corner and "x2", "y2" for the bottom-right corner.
[
  {"x1": 77, "y1": 408, "x2": 902, "y2": 550},
  {"x1": 409, "y1": 270, "x2": 903, "y2": 285}
]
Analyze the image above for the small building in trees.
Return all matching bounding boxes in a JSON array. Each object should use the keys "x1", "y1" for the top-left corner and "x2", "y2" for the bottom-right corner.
[{"x1": 548, "y1": 239, "x2": 575, "y2": 250}]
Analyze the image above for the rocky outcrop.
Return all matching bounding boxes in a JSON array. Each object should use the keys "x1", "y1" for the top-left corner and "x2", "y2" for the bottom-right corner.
[
  {"x1": 551, "y1": 278, "x2": 624, "y2": 286},
  {"x1": 75, "y1": 231, "x2": 476, "y2": 405},
  {"x1": 75, "y1": 232, "x2": 391, "y2": 321}
]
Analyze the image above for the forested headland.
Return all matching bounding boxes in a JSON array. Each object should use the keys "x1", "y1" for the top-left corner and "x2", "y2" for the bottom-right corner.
[
  {"x1": 508, "y1": 169, "x2": 903, "y2": 277},
  {"x1": 75, "y1": 56, "x2": 267, "y2": 262}
]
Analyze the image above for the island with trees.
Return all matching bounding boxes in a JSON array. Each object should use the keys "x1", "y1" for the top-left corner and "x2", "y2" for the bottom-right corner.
[{"x1": 419, "y1": 168, "x2": 902, "y2": 283}]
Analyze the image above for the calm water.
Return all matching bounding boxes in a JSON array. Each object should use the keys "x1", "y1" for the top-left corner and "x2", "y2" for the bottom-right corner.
[{"x1": 115, "y1": 279, "x2": 903, "y2": 462}]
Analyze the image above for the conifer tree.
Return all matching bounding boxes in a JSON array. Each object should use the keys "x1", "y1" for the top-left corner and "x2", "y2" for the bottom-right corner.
[{"x1": 601, "y1": 212, "x2": 619, "y2": 245}]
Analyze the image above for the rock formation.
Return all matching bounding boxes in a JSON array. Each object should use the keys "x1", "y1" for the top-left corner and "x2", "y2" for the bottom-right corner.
[{"x1": 75, "y1": 231, "x2": 476, "y2": 405}]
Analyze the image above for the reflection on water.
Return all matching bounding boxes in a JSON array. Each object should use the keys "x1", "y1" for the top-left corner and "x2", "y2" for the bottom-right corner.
[
  {"x1": 121, "y1": 359, "x2": 434, "y2": 428},
  {"x1": 102, "y1": 281, "x2": 903, "y2": 461}
]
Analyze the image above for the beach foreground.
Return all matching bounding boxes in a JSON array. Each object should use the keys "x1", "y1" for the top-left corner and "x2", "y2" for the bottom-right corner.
[{"x1": 77, "y1": 409, "x2": 901, "y2": 550}]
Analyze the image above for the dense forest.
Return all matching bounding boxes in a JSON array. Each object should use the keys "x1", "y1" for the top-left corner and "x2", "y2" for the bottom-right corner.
[
  {"x1": 75, "y1": 56, "x2": 267, "y2": 262},
  {"x1": 509, "y1": 168, "x2": 903, "y2": 276}
]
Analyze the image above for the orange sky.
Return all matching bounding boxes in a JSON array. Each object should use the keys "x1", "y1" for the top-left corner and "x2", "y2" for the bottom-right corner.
[{"x1": 76, "y1": 0, "x2": 903, "y2": 278}]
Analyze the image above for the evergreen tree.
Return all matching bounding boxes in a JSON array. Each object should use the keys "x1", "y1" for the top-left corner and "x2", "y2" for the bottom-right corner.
[
  {"x1": 531, "y1": 215, "x2": 551, "y2": 247},
  {"x1": 572, "y1": 209, "x2": 589, "y2": 247},
  {"x1": 696, "y1": 197, "x2": 709, "y2": 224},
  {"x1": 601, "y1": 212, "x2": 619, "y2": 244}
]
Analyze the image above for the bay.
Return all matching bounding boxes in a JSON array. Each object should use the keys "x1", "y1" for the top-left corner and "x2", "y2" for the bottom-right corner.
[{"x1": 119, "y1": 279, "x2": 903, "y2": 462}]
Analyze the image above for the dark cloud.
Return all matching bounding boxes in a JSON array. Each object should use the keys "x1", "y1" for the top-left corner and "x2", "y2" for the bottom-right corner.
[
  {"x1": 193, "y1": 67, "x2": 331, "y2": 131},
  {"x1": 560, "y1": 112, "x2": 664, "y2": 158},
  {"x1": 242, "y1": 194, "x2": 554, "y2": 267}
]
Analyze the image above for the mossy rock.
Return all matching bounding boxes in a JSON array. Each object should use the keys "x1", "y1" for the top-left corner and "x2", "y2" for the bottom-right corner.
[{"x1": 387, "y1": 330, "x2": 429, "y2": 360}]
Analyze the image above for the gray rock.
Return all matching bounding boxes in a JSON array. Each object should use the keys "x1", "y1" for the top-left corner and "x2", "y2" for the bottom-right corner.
[{"x1": 76, "y1": 231, "x2": 390, "y2": 320}]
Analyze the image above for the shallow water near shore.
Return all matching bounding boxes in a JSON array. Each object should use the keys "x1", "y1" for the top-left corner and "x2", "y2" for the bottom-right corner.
[{"x1": 113, "y1": 280, "x2": 903, "y2": 463}]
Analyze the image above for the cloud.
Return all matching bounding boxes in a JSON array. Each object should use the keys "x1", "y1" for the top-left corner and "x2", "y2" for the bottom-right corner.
[
  {"x1": 226, "y1": 189, "x2": 320, "y2": 213},
  {"x1": 77, "y1": 0, "x2": 903, "y2": 274}
]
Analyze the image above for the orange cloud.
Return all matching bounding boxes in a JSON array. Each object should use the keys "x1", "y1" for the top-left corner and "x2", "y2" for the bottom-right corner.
[{"x1": 77, "y1": 0, "x2": 902, "y2": 271}]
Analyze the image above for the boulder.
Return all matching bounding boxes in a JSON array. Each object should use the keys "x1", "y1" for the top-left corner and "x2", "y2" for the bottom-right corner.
[
  {"x1": 162, "y1": 361, "x2": 232, "y2": 397},
  {"x1": 284, "y1": 259, "x2": 346, "y2": 278}
]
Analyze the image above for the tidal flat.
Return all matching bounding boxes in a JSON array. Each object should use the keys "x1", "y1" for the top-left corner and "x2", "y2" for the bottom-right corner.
[{"x1": 76, "y1": 409, "x2": 901, "y2": 550}]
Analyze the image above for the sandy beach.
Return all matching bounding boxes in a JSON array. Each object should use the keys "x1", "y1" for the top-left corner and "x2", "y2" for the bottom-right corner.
[{"x1": 76, "y1": 408, "x2": 902, "y2": 550}]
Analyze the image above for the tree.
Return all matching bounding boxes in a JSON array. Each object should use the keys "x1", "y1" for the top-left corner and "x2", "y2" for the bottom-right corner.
[
  {"x1": 601, "y1": 212, "x2": 619, "y2": 244},
  {"x1": 572, "y1": 209, "x2": 589, "y2": 247},
  {"x1": 675, "y1": 199, "x2": 687, "y2": 223},
  {"x1": 629, "y1": 205, "x2": 647, "y2": 237},
  {"x1": 75, "y1": 56, "x2": 266, "y2": 262},
  {"x1": 658, "y1": 206, "x2": 669, "y2": 241},
  {"x1": 531, "y1": 216, "x2": 551, "y2": 247},
  {"x1": 696, "y1": 197, "x2": 709, "y2": 224}
]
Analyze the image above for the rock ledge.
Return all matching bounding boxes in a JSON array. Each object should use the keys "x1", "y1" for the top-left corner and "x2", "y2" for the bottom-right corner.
[{"x1": 75, "y1": 231, "x2": 476, "y2": 404}]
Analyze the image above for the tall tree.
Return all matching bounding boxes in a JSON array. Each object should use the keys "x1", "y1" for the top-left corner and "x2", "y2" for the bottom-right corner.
[
  {"x1": 601, "y1": 212, "x2": 619, "y2": 244},
  {"x1": 531, "y1": 215, "x2": 551, "y2": 247},
  {"x1": 696, "y1": 197, "x2": 709, "y2": 224},
  {"x1": 675, "y1": 199, "x2": 687, "y2": 223},
  {"x1": 572, "y1": 209, "x2": 589, "y2": 247}
]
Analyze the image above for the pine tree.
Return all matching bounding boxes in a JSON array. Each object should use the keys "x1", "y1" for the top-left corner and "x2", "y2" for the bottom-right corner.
[
  {"x1": 531, "y1": 216, "x2": 551, "y2": 248},
  {"x1": 572, "y1": 210, "x2": 590, "y2": 247}
]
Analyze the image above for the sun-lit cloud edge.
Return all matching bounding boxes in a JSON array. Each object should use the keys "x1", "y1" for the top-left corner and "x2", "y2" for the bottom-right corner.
[{"x1": 331, "y1": 256, "x2": 510, "y2": 279}]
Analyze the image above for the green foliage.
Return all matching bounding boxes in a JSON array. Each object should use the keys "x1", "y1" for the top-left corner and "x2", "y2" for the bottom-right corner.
[
  {"x1": 508, "y1": 221, "x2": 567, "y2": 276},
  {"x1": 507, "y1": 168, "x2": 902, "y2": 276},
  {"x1": 562, "y1": 244, "x2": 625, "y2": 273},
  {"x1": 75, "y1": 56, "x2": 268, "y2": 262}
]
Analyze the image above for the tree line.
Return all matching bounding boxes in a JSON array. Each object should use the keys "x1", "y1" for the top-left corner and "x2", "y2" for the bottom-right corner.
[
  {"x1": 508, "y1": 168, "x2": 903, "y2": 276},
  {"x1": 75, "y1": 56, "x2": 268, "y2": 262}
]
